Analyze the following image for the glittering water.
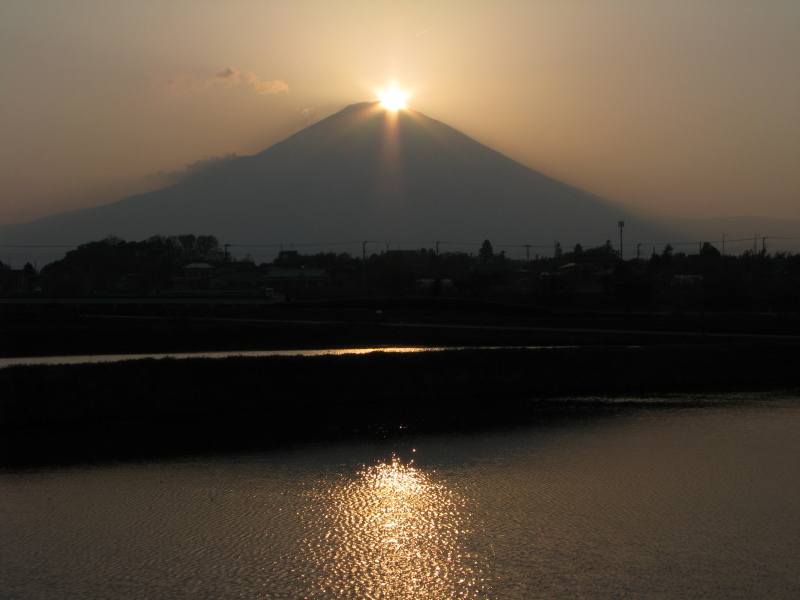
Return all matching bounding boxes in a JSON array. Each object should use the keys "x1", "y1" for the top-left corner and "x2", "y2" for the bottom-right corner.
[
  {"x1": 300, "y1": 456, "x2": 489, "y2": 599},
  {"x1": 2, "y1": 395, "x2": 799, "y2": 599}
]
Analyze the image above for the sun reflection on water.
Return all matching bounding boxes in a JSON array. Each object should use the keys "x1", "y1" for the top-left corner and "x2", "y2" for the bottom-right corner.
[{"x1": 302, "y1": 455, "x2": 490, "y2": 599}]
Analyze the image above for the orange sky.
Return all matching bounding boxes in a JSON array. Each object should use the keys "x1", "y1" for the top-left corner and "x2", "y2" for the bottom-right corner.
[{"x1": 2, "y1": 0, "x2": 799, "y2": 227}]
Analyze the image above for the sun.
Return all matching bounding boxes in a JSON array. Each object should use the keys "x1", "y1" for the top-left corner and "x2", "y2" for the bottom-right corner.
[{"x1": 377, "y1": 86, "x2": 409, "y2": 111}]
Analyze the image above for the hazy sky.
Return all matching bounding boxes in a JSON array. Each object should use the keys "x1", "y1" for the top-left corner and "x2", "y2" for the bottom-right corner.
[{"x1": 2, "y1": 0, "x2": 799, "y2": 227}]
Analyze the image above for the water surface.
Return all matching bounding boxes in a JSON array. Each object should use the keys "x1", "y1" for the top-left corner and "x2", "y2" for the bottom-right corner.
[
  {"x1": 2, "y1": 395, "x2": 799, "y2": 599},
  {"x1": 0, "y1": 347, "x2": 465, "y2": 367}
]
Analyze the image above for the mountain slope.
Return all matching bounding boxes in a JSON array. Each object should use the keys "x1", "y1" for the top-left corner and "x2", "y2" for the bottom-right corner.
[{"x1": 1, "y1": 102, "x2": 676, "y2": 254}]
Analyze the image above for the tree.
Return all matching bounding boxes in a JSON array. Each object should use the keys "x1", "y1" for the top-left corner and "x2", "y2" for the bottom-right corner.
[
  {"x1": 479, "y1": 239, "x2": 494, "y2": 263},
  {"x1": 554, "y1": 242, "x2": 563, "y2": 259},
  {"x1": 660, "y1": 243, "x2": 674, "y2": 272},
  {"x1": 176, "y1": 234, "x2": 197, "y2": 260},
  {"x1": 274, "y1": 250, "x2": 304, "y2": 268},
  {"x1": 583, "y1": 241, "x2": 618, "y2": 257},
  {"x1": 171, "y1": 234, "x2": 223, "y2": 263},
  {"x1": 699, "y1": 242, "x2": 721, "y2": 261},
  {"x1": 648, "y1": 251, "x2": 662, "y2": 274},
  {"x1": 194, "y1": 235, "x2": 223, "y2": 262}
]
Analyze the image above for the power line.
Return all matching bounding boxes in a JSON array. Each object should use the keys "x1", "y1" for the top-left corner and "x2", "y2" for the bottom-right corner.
[
  {"x1": 5, "y1": 235, "x2": 800, "y2": 251},
  {"x1": 227, "y1": 241, "x2": 362, "y2": 248}
]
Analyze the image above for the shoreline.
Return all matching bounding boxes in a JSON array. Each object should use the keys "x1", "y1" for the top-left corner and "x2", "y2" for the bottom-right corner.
[
  {"x1": 3, "y1": 343, "x2": 799, "y2": 468},
  {"x1": 4, "y1": 302, "x2": 799, "y2": 467}
]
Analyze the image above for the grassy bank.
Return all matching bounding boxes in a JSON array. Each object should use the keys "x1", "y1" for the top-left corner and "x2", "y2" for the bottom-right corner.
[{"x1": 3, "y1": 344, "x2": 799, "y2": 467}]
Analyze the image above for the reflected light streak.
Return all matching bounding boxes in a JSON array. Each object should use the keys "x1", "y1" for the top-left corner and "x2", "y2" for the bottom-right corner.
[
  {"x1": 376, "y1": 104, "x2": 405, "y2": 211},
  {"x1": 302, "y1": 455, "x2": 489, "y2": 599},
  {"x1": 372, "y1": 84, "x2": 410, "y2": 206}
]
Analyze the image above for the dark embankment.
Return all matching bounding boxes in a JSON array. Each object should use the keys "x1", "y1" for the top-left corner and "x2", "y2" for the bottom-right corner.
[
  {"x1": 3, "y1": 299, "x2": 800, "y2": 358},
  {"x1": 3, "y1": 344, "x2": 799, "y2": 467}
]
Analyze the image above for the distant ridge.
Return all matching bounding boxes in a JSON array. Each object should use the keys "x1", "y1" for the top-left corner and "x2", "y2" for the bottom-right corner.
[{"x1": 2, "y1": 101, "x2": 680, "y2": 258}]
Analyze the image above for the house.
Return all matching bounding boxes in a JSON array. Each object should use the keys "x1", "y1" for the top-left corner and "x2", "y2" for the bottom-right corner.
[
  {"x1": 413, "y1": 278, "x2": 456, "y2": 295},
  {"x1": 110, "y1": 273, "x2": 144, "y2": 293},
  {"x1": 0, "y1": 264, "x2": 16, "y2": 295},
  {"x1": 539, "y1": 253, "x2": 624, "y2": 300},
  {"x1": 209, "y1": 263, "x2": 259, "y2": 291},
  {"x1": 40, "y1": 264, "x2": 95, "y2": 296},
  {"x1": 384, "y1": 250, "x2": 420, "y2": 265},
  {"x1": 670, "y1": 275, "x2": 704, "y2": 288},
  {"x1": 171, "y1": 262, "x2": 216, "y2": 291},
  {"x1": 258, "y1": 267, "x2": 328, "y2": 296}
]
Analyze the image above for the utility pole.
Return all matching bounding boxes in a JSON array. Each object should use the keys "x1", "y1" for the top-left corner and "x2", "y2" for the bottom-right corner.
[
  {"x1": 362, "y1": 241, "x2": 367, "y2": 287},
  {"x1": 435, "y1": 241, "x2": 440, "y2": 255},
  {"x1": 722, "y1": 234, "x2": 727, "y2": 273},
  {"x1": 524, "y1": 244, "x2": 532, "y2": 262},
  {"x1": 618, "y1": 221, "x2": 625, "y2": 259},
  {"x1": 637, "y1": 243, "x2": 642, "y2": 260}
]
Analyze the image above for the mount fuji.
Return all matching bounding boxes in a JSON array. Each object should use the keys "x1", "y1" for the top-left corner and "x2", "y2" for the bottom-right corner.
[{"x1": 1, "y1": 101, "x2": 676, "y2": 255}]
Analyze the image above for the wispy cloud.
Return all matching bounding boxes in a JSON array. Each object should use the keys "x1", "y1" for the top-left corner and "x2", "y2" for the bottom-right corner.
[
  {"x1": 153, "y1": 65, "x2": 288, "y2": 97},
  {"x1": 157, "y1": 152, "x2": 240, "y2": 184},
  {"x1": 241, "y1": 70, "x2": 289, "y2": 95},
  {"x1": 300, "y1": 107, "x2": 318, "y2": 125}
]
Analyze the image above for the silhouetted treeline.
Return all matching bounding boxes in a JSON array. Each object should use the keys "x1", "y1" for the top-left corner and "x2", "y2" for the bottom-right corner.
[{"x1": 2, "y1": 234, "x2": 799, "y2": 312}]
